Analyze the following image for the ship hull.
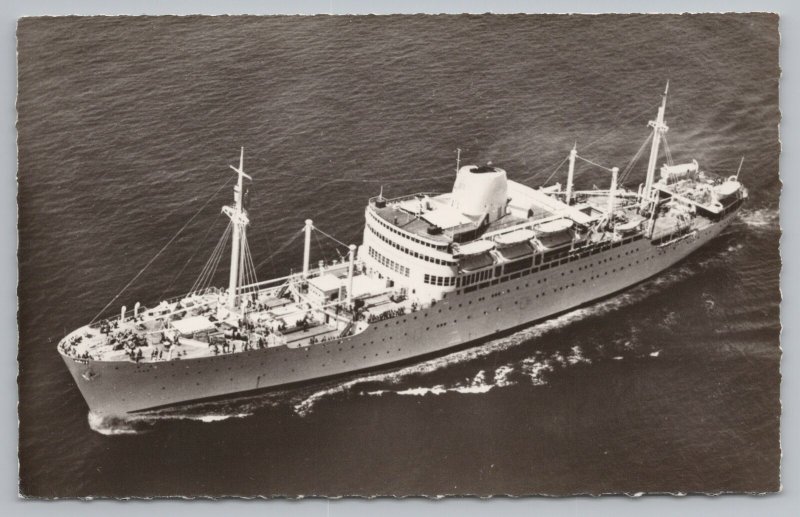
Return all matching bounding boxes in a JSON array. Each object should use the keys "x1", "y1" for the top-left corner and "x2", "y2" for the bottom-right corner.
[{"x1": 61, "y1": 213, "x2": 737, "y2": 418}]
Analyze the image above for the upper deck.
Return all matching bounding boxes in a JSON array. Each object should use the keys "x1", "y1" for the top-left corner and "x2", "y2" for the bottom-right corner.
[
  {"x1": 367, "y1": 178, "x2": 609, "y2": 252},
  {"x1": 371, "y1": 196, "x2": 453, "y2": 245}
]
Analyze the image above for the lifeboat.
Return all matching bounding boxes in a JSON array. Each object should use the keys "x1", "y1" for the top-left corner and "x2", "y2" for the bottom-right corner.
[
  {"x1": 534, "y1": 219, "x2": 574, "y2": 249},
  {"x1": 660, "y1": 160, "x2": 699, "y2": 184},
  {"x1": 453, "y1": 239, "x2": 494, "y2": 256},
  {"x1": 494, "y1": 228, "x2": 535, "y2": 246},
  {"x1": 713, "y1": 177, "x2": 742, "y2": 200},
  {"x1": 454, "y1": 239, "x2": 496, "y2": 272},
  {"x1": 614, "y1": 216, "x2": 644, "y2": 236},
  {"x1": 536, "y1": 218, "x2": 573, "y2": 235}
]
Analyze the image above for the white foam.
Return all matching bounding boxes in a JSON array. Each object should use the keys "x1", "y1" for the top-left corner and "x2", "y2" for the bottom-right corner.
[
  {"x1": 567, "y1": 345, "x2": 592, "y2": 365},
  {"x1": 521, "y1": 357, "x2": 554, "y2": 386},
  {"x1": 294, "y1": 387, "x2": 344, "y2": 417},
  {"x1": 493, "y1": 365, "x2": 515, "y2": 387},
  {"x1": 362, "y1": 367, "x2": 516, "y2": 398},
  {"x1": 87, "y1": 412, "x2": 148, "y2": 435},
  {"x1": 395, "y1": 385, "x2": 448, "y2": 396},
  {"x1": 453, "y1": 370, "x2": 494, "y2": 393},
  {"x1": 188, "y1": 413, "x2": 251, "y2": 423},
  {"x1": 451, "y1": 384, "x2": 493, "y2": 394},
  {"x1": 649, "y1": 350, "x2": 661, "y2": 358},
  {"x1": 364, "y1": 389, "x2": 388, "y2": 396},
  {"x1": 738, "y1": 208, "x2": 779, "y2": 228}
]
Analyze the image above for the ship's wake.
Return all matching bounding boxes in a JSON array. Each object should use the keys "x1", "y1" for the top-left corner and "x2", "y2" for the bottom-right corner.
[
  {"x1": 736, "y1": 207, "x2": 780, "y2": 231},
  {"x1": 88, "y1": 408, "x2": 256, "y2": 435},
  {"x1": 88, "y1": 412, "x2": 155, "y2": 435},
  {"x1": 358, "y1": 345, "x2": 602, "y2": 400}
]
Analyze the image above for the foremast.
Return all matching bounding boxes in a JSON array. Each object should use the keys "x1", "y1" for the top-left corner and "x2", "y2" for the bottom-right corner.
[{"x1": 222, "y1": 147, "x2": 252, "y2": 310}]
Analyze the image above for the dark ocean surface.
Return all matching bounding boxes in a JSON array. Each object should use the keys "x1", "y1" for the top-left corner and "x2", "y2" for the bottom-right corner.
[{"x1": 17, "y1": 14, "x2": 781, "y2": 497}]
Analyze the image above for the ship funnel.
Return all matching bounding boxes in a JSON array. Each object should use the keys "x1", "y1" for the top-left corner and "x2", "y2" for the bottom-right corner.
[{"x1": 451, "y1": 165, "x2": 508, "y2": 224}]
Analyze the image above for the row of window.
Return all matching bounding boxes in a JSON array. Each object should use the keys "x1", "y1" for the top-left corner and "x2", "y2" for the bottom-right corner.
[
  {"x1": 367, "y1": 220, "x2": 456, "y2": 266},
  {"x1": 368, "y1": 209, "x2": 450, "y2": 253},
  {"x1": 460, "y1": 268, "x2": 493, "y2": 287},
  {"x1": 368, "y1": 246, "x2": 410, "y2": 277},
  {"x1": 652, "y1": 228, "x2": 691, "y2": 246},
  {"x1": 462, "y1": 268, "x2": 536, "y2": 293},
  {"x1": 423, "y1": 274, "x2": 456, "y2": 286}
]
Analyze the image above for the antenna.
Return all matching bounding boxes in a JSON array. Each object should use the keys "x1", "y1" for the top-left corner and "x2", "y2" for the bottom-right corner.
[
  {"x1": 735, "y1": 156, "x2": 745, "y2": 180},
  {"x1": 456, "y1": 148, "x2": 461, "y2": 173}
]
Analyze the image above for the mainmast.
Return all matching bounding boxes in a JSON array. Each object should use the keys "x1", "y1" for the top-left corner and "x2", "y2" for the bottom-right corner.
[
  {"x1": 222, "y1": 147, "x2": 252, "y2": 309},
  {"x1": 641, "y1": 82, "x2": 670, "y2": 211}
]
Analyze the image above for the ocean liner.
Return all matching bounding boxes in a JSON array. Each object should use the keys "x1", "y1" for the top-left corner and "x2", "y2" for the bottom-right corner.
[{"x1": 59, "y1": 85, "x2": 747, "y2": 421}]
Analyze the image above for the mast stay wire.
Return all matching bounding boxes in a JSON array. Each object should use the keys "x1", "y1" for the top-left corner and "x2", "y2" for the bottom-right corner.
[
  {"x1": 237, "y1": 232, "x2": 247, "y2": 297},
  {"x1": 191, "y1": 222, "x2": 230, "y2": 295},
  {"x1": 538, "y1": 154, "x2": 570, "y2": 187},
  {"x1": 244, "y1": 236, "x2": 260, "y2": 294},
  {"x1": 199, "y1": 230, "x2": 229, "y2": 294},
  {"x1": 312, "y1": 228, "x2": 328, "y2": 265},
  {"x1": 619, "y1": 132, "x2": 653, "y2": 186},
  {"x1": 252, "y1": 229, "x2": 303, "y2": 273},
  {"x1": 190, "y1": 221, "x2": 232, "y2": 295},
  {"x1": 240, "y1": 231, "x2": 259, "y2": 295},
  {"x1": 575, "y1": 154, "x2": 615, "y2": 173},
  {"x1": 89, "y1": 175, "x2": 236, "y2": 325},
  {"x1": 662, "y1": 133, "x2": 675, "y2": 167},
  {"x1": 160, "y1": 210, "x2": 224, "y2": 299},
  {"x1": 526, "y1": 100, "x2": 660, "y2": 187},
  {"x1": 313, "y1": 225, "x2": 352, "y2": 250},
  {"x1": 581, "y1": 100, "x2": 662, "y2": 152}
]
